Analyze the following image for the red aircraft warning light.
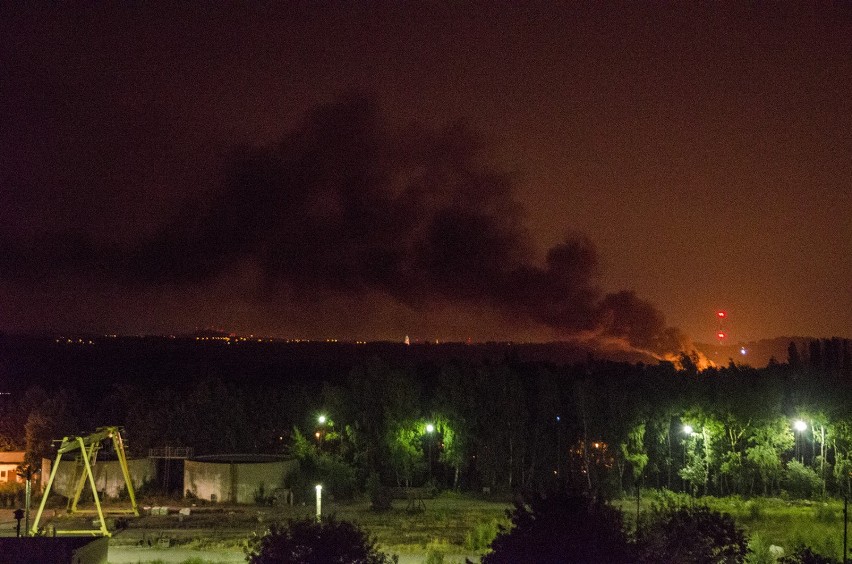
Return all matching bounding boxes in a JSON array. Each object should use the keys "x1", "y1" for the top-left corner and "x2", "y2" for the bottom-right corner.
[
  {"x1": 717, "y1": 331, "x2": 726, "y2": 340},
  {"x1": 717, "y1": 311, "x2": 726, "y2": 318}
]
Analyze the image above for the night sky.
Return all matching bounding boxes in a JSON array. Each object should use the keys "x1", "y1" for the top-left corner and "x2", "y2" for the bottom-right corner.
[{"x1": 2, "y1": 4, "x2": 850, "y2": 354}]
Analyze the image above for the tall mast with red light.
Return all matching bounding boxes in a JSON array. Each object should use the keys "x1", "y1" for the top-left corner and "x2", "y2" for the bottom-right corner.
[{"x1": 716, "y1": 310, "x2": 727, "y2": 345}]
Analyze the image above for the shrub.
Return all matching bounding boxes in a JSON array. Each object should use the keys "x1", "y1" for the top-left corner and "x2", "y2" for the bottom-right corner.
[
  {"x1": 784, "y1": 460, "x2": 823, "y2": 499},
  {"x1": 637, "y1": 504, "x2": 749, "y2": 563},
  {"x1": 464, "y1": 520, "x2": 499, "y2": 552},
  {"x1": 746, "y1": 533, "x2": 776, "y2": 564},
  {"x1": 813, "y1": 503, "x2": 836, "y2": 523},
  {"x1": 779, "y1": 545, "x2": 838, "y2": 564},
  {"x1": 254, "y1": 482, "x2": 275, "y2": 506},
  {"x1": 745, "y1": 499, "x2": 764, "y2": 521},
  {"x1": 482, "y1": 492, "x2": 634, "y2": 564},
  {"x1": 245, "y1": 516, "x2": 397, "y2": 564}
]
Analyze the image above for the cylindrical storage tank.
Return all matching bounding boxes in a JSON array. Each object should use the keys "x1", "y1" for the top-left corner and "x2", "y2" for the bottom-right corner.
[{"x1": 183, "y1": 454, "x2": 298, "y2": 504}]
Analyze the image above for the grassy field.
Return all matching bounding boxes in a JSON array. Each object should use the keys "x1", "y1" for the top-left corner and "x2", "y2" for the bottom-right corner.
[
  {"x1": 618, "y1": 490, "x2": 850, "y2": 562},
  {"x1": 33, "y1": 491, "x2": 852, "y2": 562}
]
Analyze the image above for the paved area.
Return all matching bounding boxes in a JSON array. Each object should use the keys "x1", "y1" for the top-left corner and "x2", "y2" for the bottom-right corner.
[{"x1": 108, "y1": 545, "x2": 245, "y2": 563}]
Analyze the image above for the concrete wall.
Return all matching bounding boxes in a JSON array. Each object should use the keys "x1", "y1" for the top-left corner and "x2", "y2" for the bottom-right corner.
[
  {"x1": 43, "y1": 457, "x2": 155, "y2": 499},
  {"x1": 184, "y1": 457, "x2": 297, "y2": 503}
]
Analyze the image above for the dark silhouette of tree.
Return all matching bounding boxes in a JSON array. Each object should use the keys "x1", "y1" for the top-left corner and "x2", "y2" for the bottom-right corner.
[
  {"x1": 637, "y1": 504, "x2": 748, "y2": 563},
  {"x1": 787, "y1": 341, "x2": 801, "y2": 368},
  {"x1": 245, "y1": 516, "x2": 396, "y2": 564},
  {"x1": 482, "y1": 492, "x2": 634, "y2": 564},
  {"x1": 808, "y1": 340, "x2": 822, "y2": 370}
]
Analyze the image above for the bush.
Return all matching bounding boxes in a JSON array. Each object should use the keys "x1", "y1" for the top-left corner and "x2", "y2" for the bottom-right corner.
[
  {"x1": 287, "y1": 453, "x2": 357, "y2": 503},
  {"x1": 746, "y1": 533, "x2": 776, "y2": 564},
  {"x1": 464, "y1": 520, "x2": 499, "y2": 552},
  {"x1": 745, "y1": 499, "x2": 764, "y2": 521},
  {"x1": 784, "y1": 460, "x2": 823, "y2": 499},
  {"x1": 254, "y1": 482, "x2": 275, "y2": 506},
  {"x1": 637, "y1": 504, "x2": 749, "y2": 563},
  {"x1": 813, "y1": 503, "x2": 836, "y2": 523},
  {"x1": 245, "y1": 516, "x2": 397, "y2": 563},
  {"x1": 779, "y1": 545, "x2": 838, "y2": 564},
  {"x1": 482, "y1": 492, "x2": 634, "y2": 564}
]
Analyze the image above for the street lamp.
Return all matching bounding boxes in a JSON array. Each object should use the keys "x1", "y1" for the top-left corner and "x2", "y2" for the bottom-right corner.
[
  {"x1": 425, "y1": 424, "x2": 435, "y2": 482},
  {"x1": 794, "y1": 420, "x2": 807, "y2": 463},
  {"x1": 681, "y1": 425, "x2": 694, "y2": 494},
  {"x1": 316, "y1": 415, "x2": 329, "y2": 446}
]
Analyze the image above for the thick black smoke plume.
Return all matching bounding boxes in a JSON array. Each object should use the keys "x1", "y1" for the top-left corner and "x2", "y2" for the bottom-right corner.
[{"x1": 1, "y1": 96, "x2": 687, "y2": 355}]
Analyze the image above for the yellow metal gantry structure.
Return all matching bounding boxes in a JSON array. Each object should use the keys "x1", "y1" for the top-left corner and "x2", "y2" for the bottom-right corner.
[{"x1": 31, "y1": 426, "x2": 139, "y2": 537}]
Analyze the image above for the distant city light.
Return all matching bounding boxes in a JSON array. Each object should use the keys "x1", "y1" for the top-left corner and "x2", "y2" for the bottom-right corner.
[{"x1": 740, "y1": 347, "x2": 747, "y2": 355}]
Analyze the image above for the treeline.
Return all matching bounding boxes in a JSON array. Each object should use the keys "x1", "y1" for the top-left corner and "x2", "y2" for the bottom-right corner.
[{"x1": 1, "y1": 339, "x2": 851, "y2": 500}]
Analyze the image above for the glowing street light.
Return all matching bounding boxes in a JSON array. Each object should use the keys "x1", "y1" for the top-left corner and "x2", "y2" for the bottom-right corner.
[
  {"x1": 318, "y1": 415, "x2": 327, "y2": 425},
  {"x1": 426, "y1": 423, "x2": 435, "y2": 434},
  {"x1": 683, "y1": 425, "x2": 694, "y2": 435},
  {"x1": 794, "y1": 420, "x2": 807, "y2": 432}
]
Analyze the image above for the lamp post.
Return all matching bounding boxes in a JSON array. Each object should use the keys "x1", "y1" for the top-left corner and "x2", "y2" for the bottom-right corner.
[
  {"x1": 556, "y1": 415, "x2": 562, "y2": 486},
  {"x1": 425, "y1": 424, "x2": 435, "y2": 482},
  {"x1": 316, "y1": 414, "x2": 328, "y2": 448},
  {"x1": 16, "y1": 464, "x2": 39, "y2": 536},
  {"x1": 682, "y1": 425, "x2": 694, "y2": 494},
  {"x1": 315, "y1": 484, "x2": 322, "y2": 521},
  {"x1": 794, "y1": 420, "x2": 807, "y2": 463}
]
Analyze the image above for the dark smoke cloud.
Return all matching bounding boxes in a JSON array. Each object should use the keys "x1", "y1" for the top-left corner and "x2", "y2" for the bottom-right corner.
[{"x1": 1, "y1": 96, "x2": 688, "y2": 355}]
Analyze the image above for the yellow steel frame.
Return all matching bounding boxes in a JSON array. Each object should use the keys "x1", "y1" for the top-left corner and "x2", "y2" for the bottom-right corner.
[{"x1": 30, "y1": 426, "x2": 139, "y2": 537}]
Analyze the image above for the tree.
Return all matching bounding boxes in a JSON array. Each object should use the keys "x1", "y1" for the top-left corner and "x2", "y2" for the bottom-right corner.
[
  {"x1": 637, "y1": 504, "x2": 749, "y2": 563},
  {"x1": 746, "y1": 418, "x2": 793, "y2": 495},
  {"x1": 386, "y1": 421, "x2": 425, "y2": 488},
  {"x1": 245, "y1": 517, "x2": 397, "y2": 563},
  {"x1": 787, "y1": 341, "x2": 801, "y2": 368},
  {"x1": 620, "y1": 422, "x2": 648, "y2": 492},
  {"x1": 482, "y1": 493, "x2": 634, "y2": 564},
  {"x1": 24, "y1": 388, "x2": 79, "y2": 467}
]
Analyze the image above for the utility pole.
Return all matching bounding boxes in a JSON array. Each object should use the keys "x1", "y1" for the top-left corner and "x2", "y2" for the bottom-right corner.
[
  {"x1": 16, "y1": 464, "x2": 40, "y2": 536},
  {"x1": 844, "y1": 494, "x2": 848, "y2": 564}
]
